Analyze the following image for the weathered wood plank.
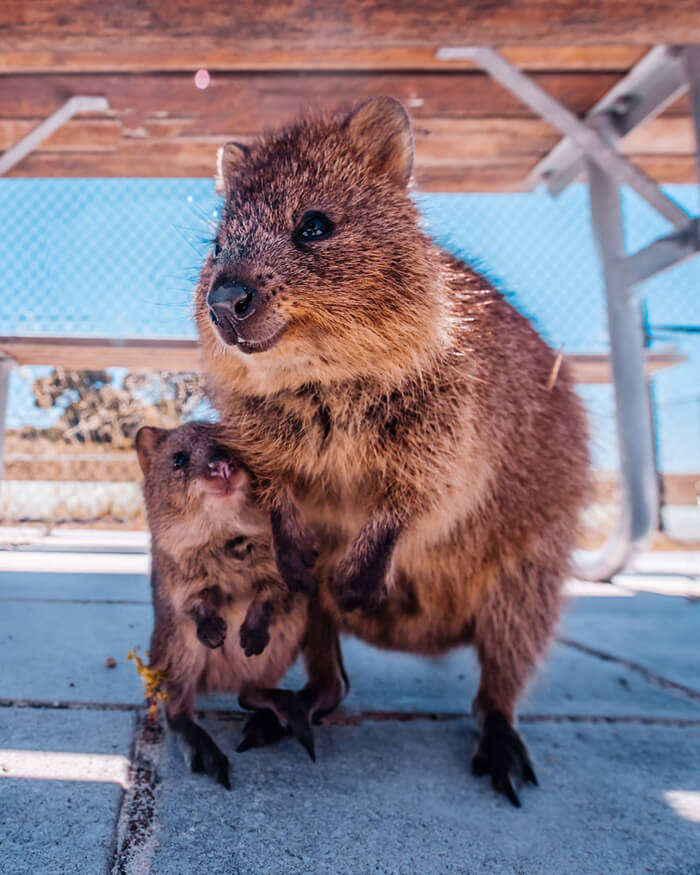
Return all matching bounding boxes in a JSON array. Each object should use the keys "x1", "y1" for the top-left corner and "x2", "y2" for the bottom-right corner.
[
  {"x1": 0, "y1": 118, "x2": 121, "y2": 152},
  {"x1": 4, "y1": 115, "x2": 695, "y2": 157},
  {"x1": 5, "y1": 146, "x2": 698, "y2": 189},
  {"x1": 0, "y1": 337, "x2": 204, "y2": 370},
  {"x1": 0, "y1": 45, "x2": 648, "y2": 74},
  {"x1": 0, "y1": 335, "x2": 685, "y2": 384},
  {"x1": 0, "y1": 72, "x2": 626, "y2": 122},
  {"x1": 0, "y1": 0, "x2": 696, "y2": 66},
  {"x1": 2, "y1": 111, "x2": 696, "y2": 186}
]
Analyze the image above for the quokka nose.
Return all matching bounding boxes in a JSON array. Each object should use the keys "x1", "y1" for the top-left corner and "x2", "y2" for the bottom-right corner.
[{"x1": 207, "y1": 281, "x2": 257, "y2": 322}]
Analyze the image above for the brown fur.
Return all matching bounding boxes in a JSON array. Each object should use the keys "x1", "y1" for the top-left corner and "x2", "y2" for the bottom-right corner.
[
  {"x1": 137, "y1": 422, "x2": 310, "y2": 781},
  {"x1": 194, "y1": 99, "x2": 590, "y2": 798}
]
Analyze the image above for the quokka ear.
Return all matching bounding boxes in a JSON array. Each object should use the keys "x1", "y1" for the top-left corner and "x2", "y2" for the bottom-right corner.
[
  {"x1": 344, "y1": 96, "x2": 414, "y2": 188},
  {"x1": 134, "y1": 426, "x2": 168, "y2": 475},
  {"x1": 215, "y1": 142, "x2": 250, "y2": 195}
]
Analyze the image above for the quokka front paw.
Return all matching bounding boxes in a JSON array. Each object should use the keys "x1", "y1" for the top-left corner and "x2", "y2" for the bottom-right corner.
[
  {"x1": 334, "y1": 557, "x2": 388, "y2": 614},
  {"x1": 239, "y1": 599, "x2": 273, "y2": 657},
  {"x1": 196, "y1": 613, "x2": 227, "y2": 649},
  {"x1": 271, "y1": 502, "x2": 319, "y2": 596},
  {"x1": 275, "y1": 544, "x2": 318, "y2": 596}
]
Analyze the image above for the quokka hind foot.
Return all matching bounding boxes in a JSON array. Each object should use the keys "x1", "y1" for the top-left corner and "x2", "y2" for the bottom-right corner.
[
  {"x1": 237, "y1": 689, "x2": 315, "y2": 762},
  {"x1": 471, "y1": 710, "x2": 537, "y2": 808},
  {"x1": 170, "y1": 714, "x2": 232, "y2": 790}
]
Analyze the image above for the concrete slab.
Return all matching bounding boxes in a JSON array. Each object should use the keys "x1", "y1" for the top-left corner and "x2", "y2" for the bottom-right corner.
[
  {"x1": 0, "y1": 600, "x2": 152, "y2": 704},
  {"x1": 561, "y1": 591, "x2": 700, "y2": 693},
  {"x1": 150, "y1": 717, "x2": 700, "y2": 875},
  {"x1": 0, "y1": 570, "x2": 150, "y2": 602},
  {"x1": 0, "y1": 707, "x2": 135, "y2": 875},
  {"x1": 200, "y1": 633, "x2": 700, "y2": 719},
  {"x1": 2, "y1": 568, "x2": 697, "y2": 719}
]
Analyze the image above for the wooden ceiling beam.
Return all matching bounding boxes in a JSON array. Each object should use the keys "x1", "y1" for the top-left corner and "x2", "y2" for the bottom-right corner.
[
  {"x1": 2, "y1": 1, "x2": 697, "y2": 69},
  {"x1": 0, "y1": 45, "x2": 649, "y2": 75},
  {"x1": 0, "y1": 72, "x2": 631, "y2": 121},
  {"x1": 4, "y1": 145, "x2": 698, "y2": 190},
  {"x1": 1, "y1": 112, "x2": 696, "y2": 165}
]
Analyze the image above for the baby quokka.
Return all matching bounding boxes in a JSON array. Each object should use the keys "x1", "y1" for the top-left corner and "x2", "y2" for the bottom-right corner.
[{"x1": 136, "y1": 421, "x2": 315, "y2": 788}]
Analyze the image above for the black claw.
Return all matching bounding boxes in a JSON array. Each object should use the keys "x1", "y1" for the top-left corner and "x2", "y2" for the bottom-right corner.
[
  {"x1": 471, "y1": 752, "x2": 489, "y2": 777},
  {"x1": 237, "y1": 709, "x2": 287, "y2": 753},
  {"x1": 171, "y1": 715, "x2": 231, "y2": 788},
  {"x1": 294, "y1": 726, "x2": 316, "y2": 763},
  {"x1": 190, "y1": 749, "x2": 205, "y2": 774},
  {"x1": 237, "y1": 693, "x2": 316, "y2": 762},
  {"x1": 472, "y1": 709, "x2": 536, "y2": 807},
  {"x1": 217, "y1": 763, "x2": 232, "y2": 791},
  {"x1": 493, "y1": 774, "x2": 521, "y2": 808},
  {"x1": 523, "y1": 762, "x2": 538, "y2": 786},
  {"x1": 277, "y1": 692, "x2": 316, "y2": 762}
]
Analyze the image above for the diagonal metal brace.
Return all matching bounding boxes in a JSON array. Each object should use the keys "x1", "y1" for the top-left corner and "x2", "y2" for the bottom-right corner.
[
  {"x1": 529, "y1": 46, "x2": 689, "y2": 196},
  {"x1": 0, "y1": 96, "x2": 109, "y2": 177},
  {"x1": 624, "y1": 218, "x2": 700, "y2": 287},
  {"x1": 445, "y1": 46, "x2": 689, "y2": 229}
]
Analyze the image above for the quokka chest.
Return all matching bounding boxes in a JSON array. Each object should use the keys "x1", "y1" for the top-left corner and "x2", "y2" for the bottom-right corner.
[
  {"x1": 238, "y1": 387, "x2": 422, "y2": 484},
  {"x1": 170, "y1": 539, "x2": 272, "y2": 600}
]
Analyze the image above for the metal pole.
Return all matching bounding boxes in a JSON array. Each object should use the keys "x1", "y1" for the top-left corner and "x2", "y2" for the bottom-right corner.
[
  {"x1": 574, "y1": 144, "x2": 660, "y2": 581},
  {"x1": 0, "y1": 356, "x2": 11, "y2": 481},
  {"x1": 685, "y1": 46, "x2": 700, "y2": 184}
]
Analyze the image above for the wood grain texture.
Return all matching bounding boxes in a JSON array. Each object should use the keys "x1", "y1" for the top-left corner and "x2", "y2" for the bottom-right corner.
[
  {"x1": 6, "y1": 149, "x2": 699, "y2": 188},
  {"x1": 0, "y1": 44, "x2": 649, "y2": 74},
  {"x1": 0, "y1": 72, "x2": 627, "y2": 121},
  {"x1": 0, "y1": 0, "x2": 695, "y2": 72},
  {"x1": 3, "y1": 115, "x2": 697, "y2": 188}
]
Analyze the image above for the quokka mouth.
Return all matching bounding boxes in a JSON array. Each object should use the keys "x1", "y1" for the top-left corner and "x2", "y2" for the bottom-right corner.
[
  {"x1": 200, "y1": 454, "x2": 239, "y2": 497},
  {"x1": 230, "y1": 324, "x2": 289, "y2": 355}
]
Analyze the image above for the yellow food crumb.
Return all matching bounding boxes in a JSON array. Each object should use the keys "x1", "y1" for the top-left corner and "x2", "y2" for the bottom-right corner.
[{"x1": 127, "y1": 647, "x2": 168, "y2": 719}]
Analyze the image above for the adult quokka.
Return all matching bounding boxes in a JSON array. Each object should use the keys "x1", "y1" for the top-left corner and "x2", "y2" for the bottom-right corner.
[
  {"x1": 194, "y1": 98, "x2": 590, "y2": 806},
  {"x1": 136, "y1": 421, "x2": 315, "y2": 788}
]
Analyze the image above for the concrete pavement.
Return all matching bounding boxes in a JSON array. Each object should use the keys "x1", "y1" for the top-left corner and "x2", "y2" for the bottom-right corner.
[{"x1": 1, "y1": 533, "x2": 699, "y2": 873}]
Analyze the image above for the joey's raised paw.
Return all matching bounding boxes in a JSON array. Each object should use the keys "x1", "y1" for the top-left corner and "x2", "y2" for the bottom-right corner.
[
  {"x1": 471, "y1": 710, "x2": 537, "y2": 808},
  {"x1": 239, "y1": 601, "x2": 272, "y2": 657},
  {"x1": 196, "y1": 613, "x2": 227, "y2": 649}
]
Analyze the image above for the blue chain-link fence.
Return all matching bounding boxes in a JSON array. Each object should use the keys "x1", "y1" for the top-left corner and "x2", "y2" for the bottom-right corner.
[{"x1": 0, "y1": 178, "x2": 698, "y2": 525}]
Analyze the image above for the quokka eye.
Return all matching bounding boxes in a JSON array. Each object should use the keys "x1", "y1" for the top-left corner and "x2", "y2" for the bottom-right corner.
[
  {"x1": 213, "y1": 241, "x2": 222, "y2": 258},
  {"x1": 293, "y1": 211, "x2": 333, "y2": 245},
  {"x1": 172, "y1": 451, "x2": 189, "y2": 470}
]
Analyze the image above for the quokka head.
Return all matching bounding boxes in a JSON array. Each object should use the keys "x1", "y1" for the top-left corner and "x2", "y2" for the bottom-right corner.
[
  {"x1": 135, "y1": 422, "x2": 253, "y2": 536},
  {"x1": 195, "y1": 97, "x2": 447, "y2": 390}
]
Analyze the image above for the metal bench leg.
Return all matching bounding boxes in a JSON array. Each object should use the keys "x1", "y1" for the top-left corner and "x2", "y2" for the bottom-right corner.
[
  {"x1": 573, "y1": 156, "x2": 660, "y2": 581},
  {"x1": 0, "y1": 356, "x2": 11, "y2": 481}
]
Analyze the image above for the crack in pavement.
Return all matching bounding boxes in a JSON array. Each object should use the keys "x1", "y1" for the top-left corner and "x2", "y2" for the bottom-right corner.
[
  {"x1": 4, "y1": 697, "x2": 696, "y2": 727},
  {"x1": 111, "y1": 714, "x2": 163, "y2": 875},
  {"x1": 0, "y1": 697, "x2": 140, "y2": 712},
  {"x1": 557, "y1": 636, "x2": 700, "y2": 702}
]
